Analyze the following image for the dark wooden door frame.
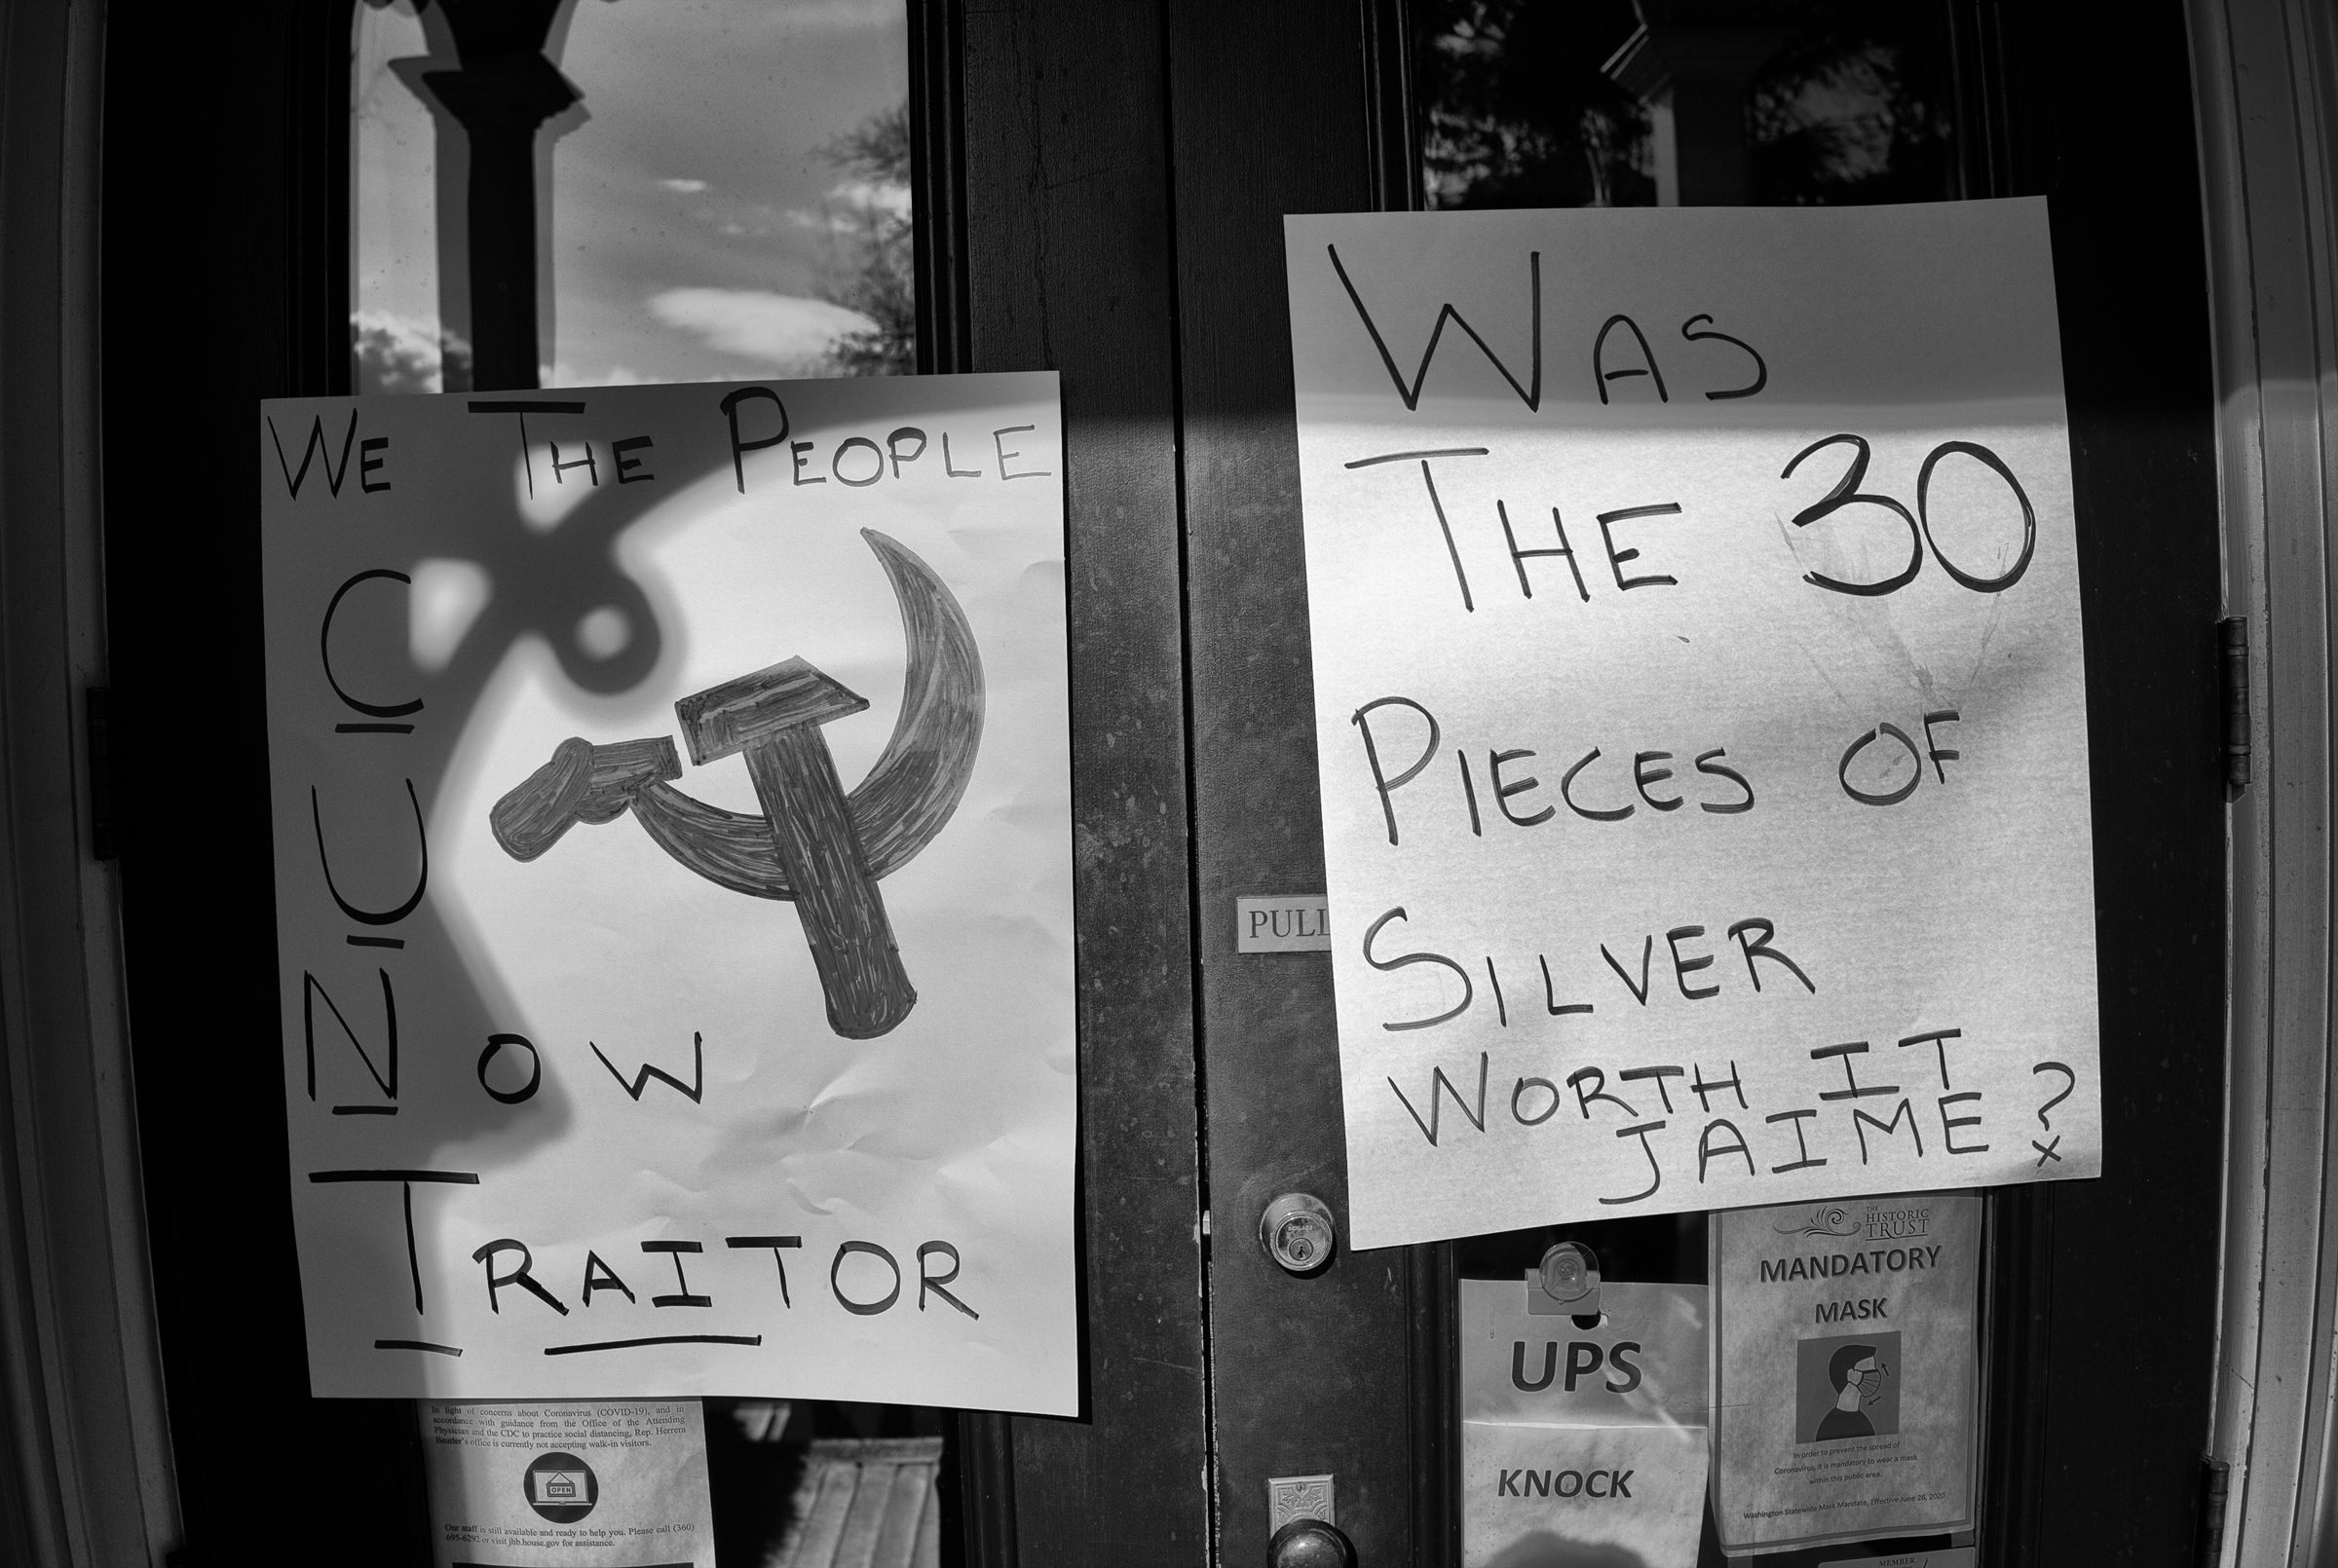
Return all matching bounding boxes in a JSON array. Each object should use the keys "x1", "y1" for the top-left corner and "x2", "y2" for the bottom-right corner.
[
  {"x1": 1982, "y1": 4, "x2": 2227, "y2": 1559},
  {"x1": 913, "y1": 0, "x2": 1227, "y2": 1561},
  {"x1": 102, "y1": 6, "x2": 432, "y2": 1567},
  {"x1": 1150, "y1": 2, "x2": 2227, "y2": 1565},
  {"x1": 1159, "y1": 0, "x2": 1449, "y2": 1562},
  {"x1": 90, "y1": 4, "x2": 2227, "y2": 1565}
]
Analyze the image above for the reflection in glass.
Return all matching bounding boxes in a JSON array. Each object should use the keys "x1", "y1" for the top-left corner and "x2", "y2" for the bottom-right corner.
[
  {"x1": 1416, "y1": 0, "x2": 1958, "y2": 210},
  {"x1": 1416, "y1": 1, "x2": 1656, "y2": 209},
  {"x1": 351, "y1": 0, "x2": 912, "y2": 393},
  {"x1": 354, "y1": 2, "x2": 456, "y2": 391},
  {"x1": 1745, "y1": 15, "x2": 1958, "y2": 205}
]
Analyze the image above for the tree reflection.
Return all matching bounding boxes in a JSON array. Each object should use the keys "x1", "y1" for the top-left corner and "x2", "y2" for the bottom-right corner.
[
  {"x1": 1414, "y1": 0, "x2": 1957, "y2": 210},
  {"x1": 818, "y1": 103, "x2": 917, "y2": 377},
  {"x1": 1416, "y1": 0, "x2": 1653, "y2": 209},
  {"x1": 1749, "y1": 10, "x2": 1956, "y2": 205}
]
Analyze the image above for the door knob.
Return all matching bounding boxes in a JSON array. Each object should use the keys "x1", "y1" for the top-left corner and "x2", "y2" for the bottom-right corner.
[
  {"x1": 1259, "y1": 1192, "x2": 1337, "y2": 1274},
  {"x1": 1268, "y1": 1516, "x2": 1356, "y2": 1567}
]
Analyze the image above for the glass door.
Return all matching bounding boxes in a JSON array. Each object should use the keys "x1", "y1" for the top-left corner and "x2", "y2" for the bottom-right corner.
[
  {"x1": 94, "y1": 3, "x2": 2225, "y2": 1564},
  {"x1": 102, "y1": 3, "x2": 1215, "y2": 1563},
  {"x1": 1161, "y1": 1, "x2": 2226, "y2": 1562}
]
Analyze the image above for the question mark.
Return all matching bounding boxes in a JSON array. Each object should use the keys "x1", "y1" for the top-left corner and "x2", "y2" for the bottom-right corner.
[
  {"x1": 2031, "y1": 1062, "x2": 2075, "y2": 1168},
  {"x1": 2031, "y1": 1062, "x2": 2075, "y2": 1129}
]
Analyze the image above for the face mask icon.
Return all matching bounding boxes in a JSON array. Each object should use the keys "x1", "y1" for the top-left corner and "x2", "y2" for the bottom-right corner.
[{"x1": 1810, "y1": 1336, "x2": 1901, "y2": 1442}]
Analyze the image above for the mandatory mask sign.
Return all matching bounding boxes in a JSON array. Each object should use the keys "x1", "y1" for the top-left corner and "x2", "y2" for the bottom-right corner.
[
  {"x1": 258, "y1": 373, "x2": 1076, "y2": 1410},
  {"x1": 1285, "y1": 200, "x2": 2100, "y2": 1248},
  {"x1": 1709, "y1": 1193, "x2": 1983, "y2": 1553}
]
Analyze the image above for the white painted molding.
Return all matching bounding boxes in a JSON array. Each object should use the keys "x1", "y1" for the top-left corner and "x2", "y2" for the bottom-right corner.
[{"x1": 2187, "y1": 4, "x2": 2338, "y2": 1566}]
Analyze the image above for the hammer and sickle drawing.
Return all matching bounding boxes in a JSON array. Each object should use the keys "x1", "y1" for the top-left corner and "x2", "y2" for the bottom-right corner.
[{"x1": 488, "y1": 528, "x2": 983, "y2": 1039}]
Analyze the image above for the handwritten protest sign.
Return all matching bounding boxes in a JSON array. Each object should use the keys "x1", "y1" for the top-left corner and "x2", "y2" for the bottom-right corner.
[
  {"x1": 260, "y1": 373, "x2": 1075, "y2": 1410},
  {"x1": 1285, "y1": 200, "x2": 2098, "y2": 1248}
]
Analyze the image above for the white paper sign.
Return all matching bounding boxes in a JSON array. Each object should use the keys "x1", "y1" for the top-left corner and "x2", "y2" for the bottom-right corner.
[
  {"x1": 424, "y1": 1400, "x2": 713, "y2": 1568},
  {"x1": 1285, "y1": 200, "x2": 2100, "y2": 1248},
  {"x1": 260, "y1": 374, "x2": 1075, "y2": 1411},
  {"x1": 1459, "y1": 1280, "x2": 1710, "y2": 1568},
  {"x1": 1710, "y1": 1193, "x2": 1981, "y2": 1553}
]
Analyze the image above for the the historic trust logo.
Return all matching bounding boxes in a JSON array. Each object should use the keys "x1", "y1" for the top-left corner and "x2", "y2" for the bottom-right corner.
[{"x1": 1772, "y1": 1202, "x2": 1932, "y2": 1243}]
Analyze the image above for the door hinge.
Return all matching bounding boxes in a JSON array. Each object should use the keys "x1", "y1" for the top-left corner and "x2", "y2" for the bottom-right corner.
[
  {"x1": 86, "y1": 685, "x2": 117, "y2": 861},
  {"x1": 2195, "y1": 1454, "x2": 2231, "y2": 1568},
  {"x1": 2219, "y1": 617, "x2": 2250, "y2": 802}
]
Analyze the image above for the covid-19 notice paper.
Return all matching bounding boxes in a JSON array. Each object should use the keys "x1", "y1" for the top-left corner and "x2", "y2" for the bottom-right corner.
[
  {"x1": 1711, "y1": 1191, "x2": 1980, "y2": 1554},
  {"x1": 1460, "y1": 1279, "x2": 1710, "y2": 1567},
  {"x1": 423, "y1": 1400, "x2": 713, "y2": 1568}
]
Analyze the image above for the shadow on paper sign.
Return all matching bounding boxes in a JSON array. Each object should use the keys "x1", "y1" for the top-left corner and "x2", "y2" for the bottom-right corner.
[
  {"x1": 261, "y1": 373, "x2": 1077, "y2": 1412},
  {"x1": 1281, "y1": 201, "x2": 2105, "y2": 1250},
  {"x1": 1485, "y1": 1534, "x2": 1648, "y2": 1568}
]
